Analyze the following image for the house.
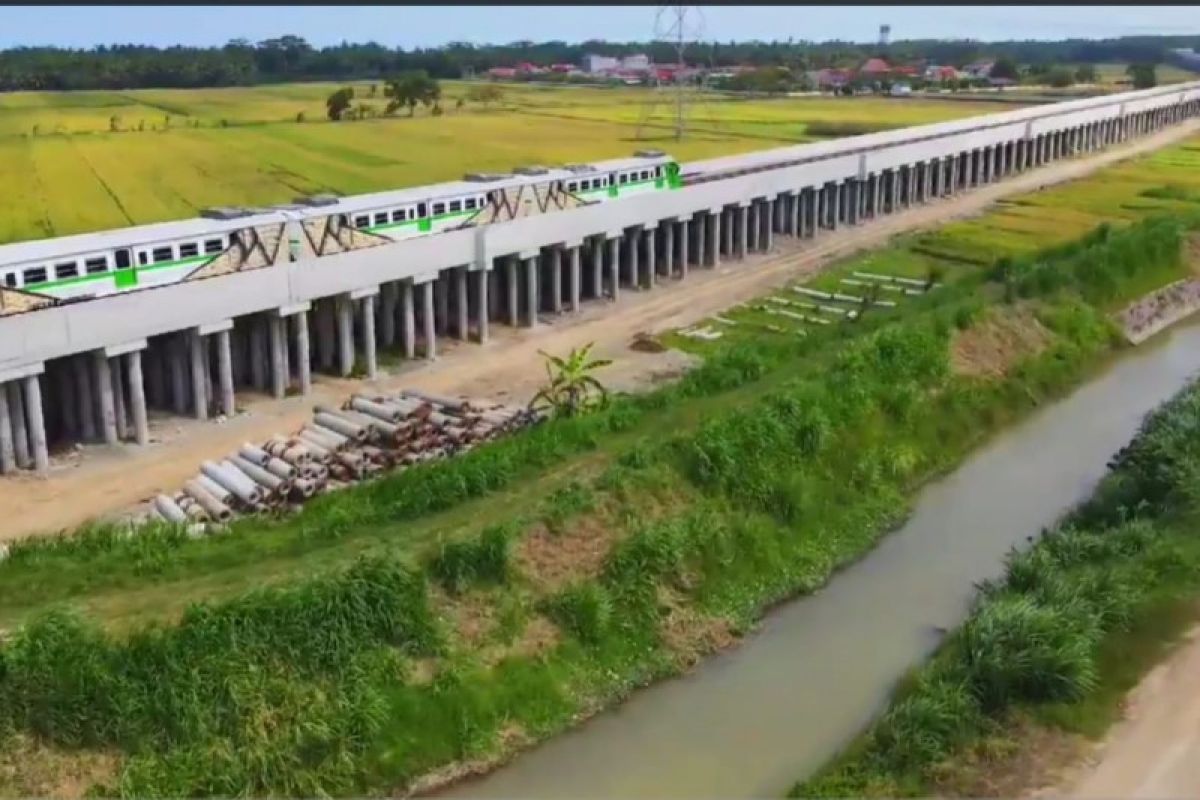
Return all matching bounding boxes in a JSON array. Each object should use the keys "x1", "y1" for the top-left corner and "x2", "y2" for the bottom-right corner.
[
  {"x1": 549, "y1": 63, "x2": 575, "y2": 74},
  {"x1": 620, "y1": 53, "x2": 651, "y2": 72},
  {"x1": 815, "y1": 67, "x2": 851, "y2": 89},
  {"x1": 582, "y1": 54, "x2": 619, "y2": 73},
  {"x1": 486, "y1": 67, "x2": 517, "y2": 80},
  {"x1": 924, "y1": 65, "x2": 960, "y2": 82},
  {"x1": 962, "y1": 61, "x2": 995, "y2": 79},
  {"x1": 859, "y1": 57, "x2": 891, "y2": 76}
]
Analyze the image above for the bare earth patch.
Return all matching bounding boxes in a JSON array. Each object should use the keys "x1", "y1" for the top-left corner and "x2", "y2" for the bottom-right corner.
[
  {"x1": 951, "y1": 305, "x2": 1055, "y2": 378},
  {"x1": 433, "y1": 588, "x2": 498, "y2": 648},
  {"x1": 482, "y1": 614, "x2": 562, "y2": 666},
  {"x1": 515, "y1": 518, "x2": 619, "y2": 592},
  {"x1": 657, "y1": 587, "x2": 738, "y2": 669},
  {"x1": 0, "y1": 735, "x2": 121, "y2": 799},
  {"x1": 925, "y1": 714, "x2": 1089, "y2": 798}
]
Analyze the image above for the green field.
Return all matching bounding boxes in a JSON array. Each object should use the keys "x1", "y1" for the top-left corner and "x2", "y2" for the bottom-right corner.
[{"x1": 0, "y1": 81, "x2": 1012, "y2": 244}]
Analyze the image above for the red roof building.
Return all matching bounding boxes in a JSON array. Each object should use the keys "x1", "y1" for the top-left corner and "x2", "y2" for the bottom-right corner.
[{"x1": 859, "y1": 58, "x2": 891, "y2": 75}]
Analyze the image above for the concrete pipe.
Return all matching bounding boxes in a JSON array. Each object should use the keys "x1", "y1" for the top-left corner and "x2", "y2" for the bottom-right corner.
[
  {"x1": 201, "y1": 460, "x2": 264, "y2": 506},
  {"x1": 290, "y1": 477, "x2": 318, "y2": 499},
  {"x1": 264, "y1": 438, "x2": 313, "y2": 465},
  {"x1": 238, "y1": 443, "x2": 274, "y2": 467},
  {"x1": 339, "y1": 408, "x2": 400, "y2": 437},
  {"x1": 263, "y1": 457, "x2": 296, "y2": 481},
  {"x1": 349, "y1": 396, "x2": 404, "y2": 422},
  {"x1": 400, "y1": 388, "x2": 466, "y2": 410},
  {"x1": 195, "y1": 473, "x2": 234, "y2": 505},
  {"x1": 230, "y1": 454, "x2": 290, "y2": 496},
  {"x1": 293, "y1": 433, "x2": 334, "y2": 460},
  {"x1": 183, "y1": 479, "x2": 235, "y2": 523},
  {"x1": 313, "y1": 410, "x2": 370, "y2": 442},
  {"x1": 176, "y1": 495, "x2": 210, "y2": 523},
  {"x1": 302, "y1": 424, "x2": 348, "y2": 451},
  {"x1": 153, "y1": 494, "x2": 188, "y2": 524}
]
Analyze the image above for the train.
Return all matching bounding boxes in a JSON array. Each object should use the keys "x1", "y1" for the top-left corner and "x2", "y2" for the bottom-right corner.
[
  {"x1": 1, "y1": 79, "x2": 1197, "y2": 306},
  {"x1": 0, "y1": 151, "x2": 681, "y2": 302}
]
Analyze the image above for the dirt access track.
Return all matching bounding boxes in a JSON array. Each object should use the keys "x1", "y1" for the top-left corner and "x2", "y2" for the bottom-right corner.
[
  {"x1": 1036, "y1": 624, "x2": 1200, "y2": 798},
  {"x1": 2, "y1": 119, "x2": 1198, "y2": 543}
]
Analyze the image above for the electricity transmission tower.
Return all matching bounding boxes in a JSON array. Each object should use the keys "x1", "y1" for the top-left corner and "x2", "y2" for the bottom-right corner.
[{"x1": 634, "y1": 4, "x2": 717, "y2": 143}]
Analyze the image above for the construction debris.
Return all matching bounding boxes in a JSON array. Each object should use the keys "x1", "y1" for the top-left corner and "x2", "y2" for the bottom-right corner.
[{"x1": 147, "y1": 389, "x2": 542, "y2": 528}]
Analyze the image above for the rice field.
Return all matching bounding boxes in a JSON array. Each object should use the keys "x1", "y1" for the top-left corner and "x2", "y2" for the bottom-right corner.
[{"x1": 0, "y1": 81, "x2": 1011, "y2": 244}]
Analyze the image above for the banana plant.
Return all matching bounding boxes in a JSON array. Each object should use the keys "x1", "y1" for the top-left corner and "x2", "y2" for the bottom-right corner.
[{"x1": 529, "y1": 342, "x2": 613, "y2": 418}]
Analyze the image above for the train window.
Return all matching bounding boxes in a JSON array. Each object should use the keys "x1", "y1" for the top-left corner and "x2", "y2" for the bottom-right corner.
[
  {"x1": 465, "y1": 198, "x2": 476, "y2": 210},
  {"x1": 204, "y1": 239, "x2": 223, "y2": 254},
  {"x1": 23, "y1": 267, "x2": 47, "y2": 285},
  {"x1": 354, "y1": 215, "x2": 369, "y2": 227},
  {"x1": 417, "y1": 202, "x2": 428, "y2": 217},
  {"x1": 619, "y1": 174, "x2": 628, "y2": 185},
  {"x1": 432, "y1": 202, "x2": 445, "y2": 216},
  {"x1": 138, "y1": 251, "x2": 149, "y2": 266},
  {"x1": 374, "y1": 212, "x2": 388, "y2": 226},
  {"x1": 54, "y1": 261, "x2": 78, "y2": 279},
  {"x1": 391, "y1": 209, "x2": 404, "y2": 222},
  {"x1": 566, "y1": 182, "x2": 577, "y2": 191},
  {"x1": 152, "y1": 246, "x2": 174, "y2": 263},
  {"x1": 449, "y1": 200, "x2": 462, "y2": 213},
  {"x1": 3, "y1": 272, "x2": 14, "y2": 288},
  {"x1": 85, "y1": 257, "x2": 108, "y2": 274},
  {"x1": 179, "y1": 243, "x2": 199, "y2": 258}
]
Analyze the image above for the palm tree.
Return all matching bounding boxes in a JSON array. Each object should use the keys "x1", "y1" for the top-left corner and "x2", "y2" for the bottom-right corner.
[{"x1": 529, "y1": 342, "x2": 613, "y2": 418}]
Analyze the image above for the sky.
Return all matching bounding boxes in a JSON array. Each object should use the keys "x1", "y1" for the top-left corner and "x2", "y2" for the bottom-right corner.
[{"x1": 4, "y1": 5, "x2": 1200, "y2": 50}]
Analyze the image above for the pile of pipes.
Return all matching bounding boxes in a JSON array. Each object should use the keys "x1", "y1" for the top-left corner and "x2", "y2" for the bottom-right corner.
[{"x1": 151, "y1": 389, "x2": 540, "y2": 527}]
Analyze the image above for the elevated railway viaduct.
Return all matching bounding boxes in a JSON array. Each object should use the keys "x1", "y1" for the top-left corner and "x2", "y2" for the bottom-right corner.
[{"x1": 2, "y1": 82, "x2": 1199, "y2": 474}]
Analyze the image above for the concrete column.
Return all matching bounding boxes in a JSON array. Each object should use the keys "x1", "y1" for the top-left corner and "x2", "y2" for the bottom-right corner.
[
  {"x1": 336, "y1": 296, "x2": 354, "y2": 377},
  {"x1": 401, "y1": 281, "x2": 416, "y2": 359},
  {"x1": 738, "y1": 205, "x2": 749, "y2": 258},
  {"x1": 8, "y1": 383, "x2": 28, "y2": 468},
  {"x1": 422, "y1": 281, "x2": 437, "y2": 359},
  {"x1": 23, "y1": 376, "x2": 47, "y2": 474},
  {"x1": 75, "y1": 355, "x2": 97, "y2": 439},
  {"x1": 627, "y1": 231, "x2": 640, "y2": 289},
  {"x1": 747, "y1": 201, "x2": 759, "y2": 251},
  {"x1": 764, "y1": 200, "x2": 775, "y2": 249},
  {"x1": 488, "y1": 268, "x2": 500, "y2": 320},
  {"x1": 721, "y1": 207, "x2": 733, "y2": 256},
  {"x1": 250, "y1": 320, "x2": 268, "y2": 389},
  {"x1": 710, "y1": 210, "x2": 721, "y2": 267},
  {"x1": 663, "y1": 222, "x2": 675, "y2": 277},
  {"x1": 608, "y1": 237, "x2": 620, "y2": 300},
  {"x1": 549, "y1": 248, "x2": 563, "y2": 312},
  {"x1": 788, "y1": 191, "x2": 800, "y2": 235},
  {"x1": 269, "y1": 315, "x2": 287, "y2": 397},
  {"x1": 569, "y1": 246, "x2": 581, "y2": 310},
  {"x1": 291, "y1": 312, "x2": 311, "y2": 397},
  {"x1": 477, "y1": 268, "x2": 490, "y2": 343},
  {"x1": 190, "y1": 332, "x2": 208, "y2": 420},
  {"x1": 0, "y1": 385, "x2": 13, "y2": 474},
  {"x1": 591, "y1": 239, "x2": 603, "y2": 298},
  {"x1": 210, "y1": 330, "x2": 233, "y2": 416},
  {"x1": 126, "y1": 350, "x2": 149, "y2": 446},
  {"x1": 524, "y1": 256, "x2": 538, "y2": 327},
  {"x1": 316, "y1": 300, "x2": 335, "y2": 371},
  {"x1": 361, "y1": 295, "x2": 378, "y2": 379},
  {"x1": 455, "y1": 268, "x2": 469, "y2": 339},
  {"x1": 380, "y1": 282, "x2": 397, "y2": 348},
  {"x1": 506, "y1": 257, "x2": 520, "y2": 325},
  {"x1": 679, "y1": 220, "x2": 690, "y2": 277},
  {"x1": 645, "y1": 228, "x2": 657, "y2": 286},
  {"x1": 110, "y1": 356, "x2": 128, "y2": 441},
  {"x1": 848, "y1": 181, "x2": 860, "y2": 224},
  {"x1": 94, "y1": 352, "x2": 118, "y2": 445}
]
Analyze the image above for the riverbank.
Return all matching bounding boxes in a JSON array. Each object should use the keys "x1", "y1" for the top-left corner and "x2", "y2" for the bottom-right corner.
[
  {"x1": 791, "y1": 376, "x2": 1200, "y2": 799},
  {"x1": 1, "y1": 142, "x2": 1200, "y2": 797}
]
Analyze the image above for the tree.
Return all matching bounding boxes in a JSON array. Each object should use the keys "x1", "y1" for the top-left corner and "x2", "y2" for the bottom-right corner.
[
  {"x1": 384, "y1": 70, "x2": 441, "y2": 116},
  {"x1": 325, "y1": 86, "x2": 354, "y2": 120},
  {"x1": 1045, "y1": 66, "x2": 1074, "y2": 88},
  {"x1": 529, "y1": 342, "x2": 612, "y2": 418},
  {"x1": 990, "y1": 57, "x2": 1020, "y2": 81},
  {"x1": 1074, "y1": 63, "x2": 1097, "y2": 83},
  {"x1": 1127, "y1": 62, "x2": 1157, "y2": 89}
]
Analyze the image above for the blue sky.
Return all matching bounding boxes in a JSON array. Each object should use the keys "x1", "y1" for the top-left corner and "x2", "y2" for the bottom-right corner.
[{"x1": 5, "y1": 6, "x2": 1200, "y2": 49}]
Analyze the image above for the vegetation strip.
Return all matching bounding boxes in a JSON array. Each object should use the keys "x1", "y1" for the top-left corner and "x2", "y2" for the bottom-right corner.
[
  {"x1": 791, "y1": 374, "x2": 1200, "y2": 799},
  {"x1": 1, "y1": 138, "x2": 1199, "y2": 796}
]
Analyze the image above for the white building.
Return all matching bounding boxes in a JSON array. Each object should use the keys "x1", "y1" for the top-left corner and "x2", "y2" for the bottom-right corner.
[
  {"x1": 582, "y1": 54, "x2": 619, "y2": 73},
  {"x1": 620, "y1": 53, "x2": 651, "y2": 72}
]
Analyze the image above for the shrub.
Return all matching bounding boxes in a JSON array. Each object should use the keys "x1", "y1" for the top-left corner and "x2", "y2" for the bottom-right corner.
[{"x1": 427, "y1": 524, "x2": 514, "y2": 593}]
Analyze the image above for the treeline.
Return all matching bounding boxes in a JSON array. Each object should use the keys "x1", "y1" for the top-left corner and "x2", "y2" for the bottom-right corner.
[{"x1": 1, "y1": 33, "x2": 1198, "y2": 92}]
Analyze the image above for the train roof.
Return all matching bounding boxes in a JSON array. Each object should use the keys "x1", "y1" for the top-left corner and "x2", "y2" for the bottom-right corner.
[{"x1": 0, "y1": 211, "x2": 287, "y2": 267}]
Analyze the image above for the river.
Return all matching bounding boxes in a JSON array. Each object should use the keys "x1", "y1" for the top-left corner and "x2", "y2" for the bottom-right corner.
[{"x1": 440, "y1": 318, "x2": 1200, "y2": 800}]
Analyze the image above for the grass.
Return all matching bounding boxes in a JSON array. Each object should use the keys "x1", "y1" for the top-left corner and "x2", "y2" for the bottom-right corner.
[
  {"x1": 0, "y1": 137, "x2": 1198, "y2": 797},
  {"x1": 792, "y1": 377, "x2": 1200, "y2": 799},
  {"x1": 0, "y1": 80, "x2": 1011, "y2": 243}
]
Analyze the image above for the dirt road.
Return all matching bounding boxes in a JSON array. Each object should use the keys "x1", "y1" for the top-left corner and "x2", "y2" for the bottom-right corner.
[
  {"x1": 1056, "y1": 624, "x2": 1200, "y2": 798},
  {"x1": 3, "y1": 120, "x2": 1198, "y2": 542}
]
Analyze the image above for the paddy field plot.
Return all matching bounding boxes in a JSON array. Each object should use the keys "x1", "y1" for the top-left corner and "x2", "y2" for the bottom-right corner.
[{"x1": 0, "y1": 81, "x2": 1010, "y2": 243}]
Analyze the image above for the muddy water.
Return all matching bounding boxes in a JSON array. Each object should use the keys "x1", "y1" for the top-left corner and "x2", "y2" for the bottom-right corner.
[{"x1": 442, "y1": 320, "x2": 1200, "y2": 800}]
